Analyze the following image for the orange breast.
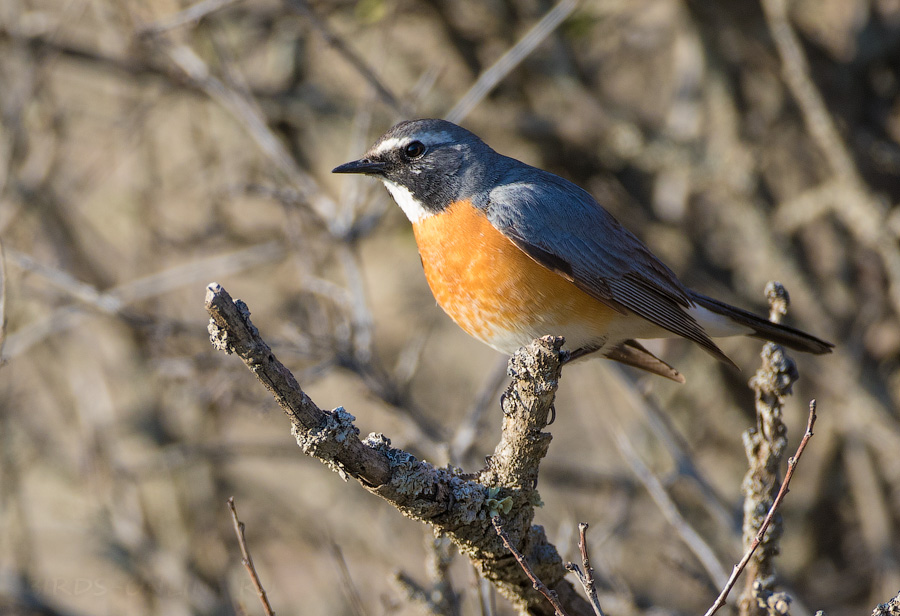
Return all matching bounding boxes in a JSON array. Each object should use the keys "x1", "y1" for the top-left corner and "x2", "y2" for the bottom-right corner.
[{"x1": 412, "y1": 200, "x2": 619, "y2": 353}]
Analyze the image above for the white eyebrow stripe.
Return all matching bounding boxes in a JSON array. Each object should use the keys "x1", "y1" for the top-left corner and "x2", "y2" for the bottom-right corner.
[
  {"x1": 372, "y1": 137, "x2": 404, "y2": 155},
  {"x1": 371, "y1": 131, "x2": 454, "y2": 155}
]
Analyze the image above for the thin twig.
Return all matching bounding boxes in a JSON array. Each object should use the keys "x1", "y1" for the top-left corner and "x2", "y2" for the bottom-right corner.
[
  {"x1": 336, "y1": 243, "x2": 374, "y2": 364},
  {"x1": 492, "y1": 517, "x2": 570, "y2": 616},
  {"x1": 444, "y1": 0, "x2": 579, "y2": 123},
  {"x1": 614, "y1": 429, "x2": 729, "y2": 588},
  {"x1": 6, "y1": 248, "x2": 122, "y2": 312},
  {"x1": 139, "y1": 0, "x2": 244, "y2": 35},
  {"x1": 161, "y1": 40, "x2": 330, "y2": 216},
  {"x1": 759, "y1": 0, "x2": 856, "y2": 183},
  {"x1": 564, "y1": 523, "x2": 605, "y2": 616},
  {"x1": 761, "y1": 0, "x2": 900, "y2": 318},
  {"x1": 3, "y1": 242, "x2": 283, "y2": 360},
  {"x1": 392, "y1": 327, "x2": 431, "y2": 387},
  {"x1": 286, "y1": 0, "x2": 402, "y2": 112},
  {"x1": 609, "y1": 366, "x2": 734, "y2": 533},
  {"x1": 331, "y1": 543, "x2": 368, "y2": 616},
  {"x1": 704, "y1": 401, "x2": 818, "y2": 616},
  {"x1": 227, "y1": 497, "x2": 275, "y2": 616},
  {"x1": 0, "y1": 236, "x2": 7, "y2": 360},
  {"x1": 393, "y1": 532, "x2": 459, "y2": 616},
  {"x1": 393, "y1": 572, "x2": 433, "y2": 611}
]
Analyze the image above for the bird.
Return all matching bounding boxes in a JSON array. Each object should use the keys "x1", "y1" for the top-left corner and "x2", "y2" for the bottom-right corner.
[{"x1": 333, "y1": 119, "x2": 833, "y2": 382}]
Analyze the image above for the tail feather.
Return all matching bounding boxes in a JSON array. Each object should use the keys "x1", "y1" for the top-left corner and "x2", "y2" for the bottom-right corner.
[
  {"x1": 604, "y1": 340, "x2": 686, "y2": 383},
  {"x1": 689, "y1": 291, "x2": 834, "y2": 355}
]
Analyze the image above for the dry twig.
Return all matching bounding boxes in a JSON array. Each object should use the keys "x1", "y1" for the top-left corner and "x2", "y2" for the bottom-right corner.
[
  {"x1": 564, "y1": 523, "x2": 606, "y2": 616},
  {"x1": 761, "y1": 0, "x2": 900, "y2": 317},
  {"x1": 3, "y1": 242, "x2": 283, "y2": 360},
  {"x1": 705, "y1": 401, "x2": 817, "y2": 616},
  {"x1": 738, "y1": 282, "x2": 801, "y2": 616},
  {"x1": 614, "y1": 428, "x2": 728, "y2": 588},
  {"x1": 331, "y1": 543, "x2": 368, "y2": 616},
  {"x1": 445, "y1": 0, "x2": 579, "y2": 123},
  {"x1": 228, "y1": 497, "x2": 276, "y2": 616},
  {"x1": 286, "y1": 0, "x2": 402, "y2": 113},
  {"x1": 139, "y1": 0, "x2": 244, "y2": 34},
  {"x1": 492, "y1": 516, "x2": 569, "y2": 616}
]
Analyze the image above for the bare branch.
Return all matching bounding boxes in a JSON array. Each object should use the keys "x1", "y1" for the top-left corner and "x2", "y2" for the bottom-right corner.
[
  {"x1": 139, "y1": 0, "x2": 244, "y2": 35},
  {"x1": 228, "y1": 497, "x2": 276, "y2": 616},
  {"x1": 705, "y1": 401, "x2": 817, "y2": 616},
  {"x1": 331, "y1": 543, "x2": 369, "y2": 616},
  {"x1": 206, "y1": 283, "x2": 392, "y2": 486},
  {"x1": 445, "y1": 0, "x2": 579, "y2": 124},
  {"x1": 761, "y1": 0, "x2": 900, "y2": 317},
  {"x1": 3, "y1": 242, "x2": 283, "y2": 361},
  {"x1": 156, "y1": 38, "x2": 332, "y2": 217},
  {"x1": 606, "y1": 366, "x2": 735, "y2": 533},
  {"x1": 492, "y1": 516, "x2": 570, "y2": 616},
  {"x1": 205, "y1": 283, "x2": 593, "y2": 615},
  {"x1": 738, "y1": 283, "x2": 804, "y2": 616},
  {"x1": 286, "y1": 0, "x2": 403, "y2": 113},
  {"x1": 872, "y1": 590, "x2": 900, "y2": 616},
  {"x1": 759, "y1": 0, "x2": 856, "y2": 183},
  {"x1": 565, "y1": 523, "x2": 606, "y2": 616},
  {"x1": 614, "y1": 428, "x2": 729, "y2": 588}
]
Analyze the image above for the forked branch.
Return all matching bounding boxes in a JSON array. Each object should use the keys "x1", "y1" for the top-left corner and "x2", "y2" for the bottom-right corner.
[{"x1": 205, "y1": 282, "x2": 593, "y2": 615}]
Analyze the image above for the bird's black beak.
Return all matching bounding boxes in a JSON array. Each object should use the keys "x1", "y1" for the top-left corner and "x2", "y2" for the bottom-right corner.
[{"x1": 332, "y1": 158, "x2": 385, "y2": 175}]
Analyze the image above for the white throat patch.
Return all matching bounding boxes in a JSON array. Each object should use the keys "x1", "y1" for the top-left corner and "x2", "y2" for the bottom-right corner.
[{"x1": 381, "y1": 179, "x2": 433, "y2": 223}]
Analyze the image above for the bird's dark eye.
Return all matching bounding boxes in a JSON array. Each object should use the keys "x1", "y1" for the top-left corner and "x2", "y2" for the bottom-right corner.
[{"x1": 404, "y1": 141, "x2": 426, "y2": 159}]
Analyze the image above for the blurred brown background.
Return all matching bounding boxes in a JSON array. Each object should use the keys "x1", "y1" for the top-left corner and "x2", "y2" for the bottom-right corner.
[{"x1": 1, "y1": 0, "x2": 899, "y2": 614}]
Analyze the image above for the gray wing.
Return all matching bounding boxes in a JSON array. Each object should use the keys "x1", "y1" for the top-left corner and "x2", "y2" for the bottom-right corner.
[{"x1": 486, "y1": 168, "x2": 730, "y2": 363}]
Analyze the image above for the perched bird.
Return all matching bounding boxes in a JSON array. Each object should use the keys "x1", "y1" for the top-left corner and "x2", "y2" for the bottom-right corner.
[{"x1": 333, "y1": 119, "x2": 832, "y2": 382}]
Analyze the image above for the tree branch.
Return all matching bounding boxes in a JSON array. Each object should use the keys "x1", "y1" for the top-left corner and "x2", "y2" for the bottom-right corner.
[
  {"x1": 739, "y1": 281, "x2": 800, "y2": 616},
  {"x1": 205, "y1": 282, "x2": 592, "y2": 615},
  {"x1": 706, "y1": 402, "x2": 817, "y2": 616},
  {"x1": 227, "y1": 497, "x2": 276, "y2": 616},
  {"x1": 565, "y1": 523, "x2": 606, "y2": 616},
  {"x1": 206, "y1": 282, "x2": 391, "y2": 486}
]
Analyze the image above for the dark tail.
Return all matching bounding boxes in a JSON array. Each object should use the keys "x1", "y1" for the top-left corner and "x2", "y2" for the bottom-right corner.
[{"x1": 689, "y1": 291, "x2": 834, "y2": 355}]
